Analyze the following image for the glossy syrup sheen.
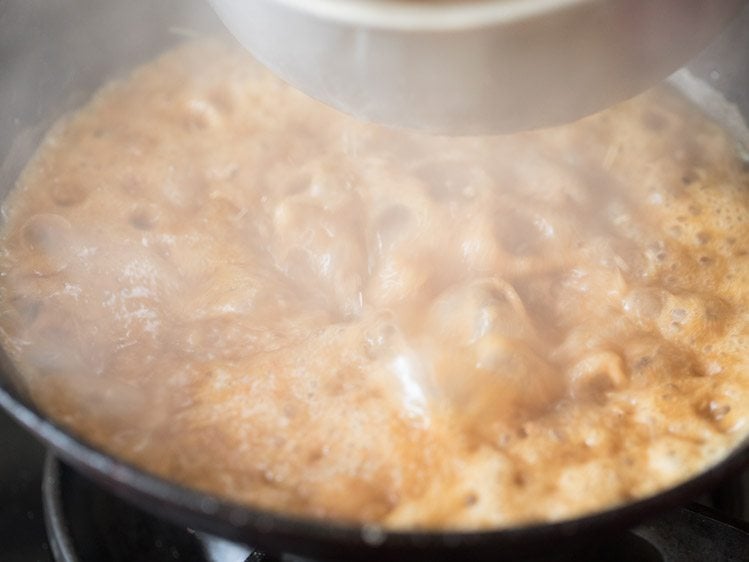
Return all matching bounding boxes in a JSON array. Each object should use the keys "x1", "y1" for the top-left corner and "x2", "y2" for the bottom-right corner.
[{"x1": 0, "y1": 40, "x2": 747, "y2": 529}]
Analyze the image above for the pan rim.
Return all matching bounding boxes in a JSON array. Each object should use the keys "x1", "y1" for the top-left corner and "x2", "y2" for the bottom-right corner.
[{"x1": 2, "y1": 377, "x2": 749, "y2": 556}]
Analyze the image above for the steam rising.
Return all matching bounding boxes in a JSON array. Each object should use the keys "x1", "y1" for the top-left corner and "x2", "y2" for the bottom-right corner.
[{"x1": 0, "y1": 33, "x2": 748, "y2": 528}]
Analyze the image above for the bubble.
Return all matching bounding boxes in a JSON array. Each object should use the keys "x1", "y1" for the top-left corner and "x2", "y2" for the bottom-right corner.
[
  {"x1": 624, "y1": 338, "x2": 701, "y2": 380},
  {"x1": 20, "y1": 213, "x2": 74, "y2": 276},
  {"x1": 21, "y1": 213, "x2": 70, "y2": 251},
  {"x1": 622, "y1": 287, "x2": 664, "y2": 325},
  {"x1": 208, "y1": 87, "x2": 235, "y2": 115},
  {"x1": 50, "y1": 181, "x2": 88, "y2": 206},
  {"x1": 183, "y1": 98, "x2": 223, "y2": 130},
  {"x1": 513, "y1": 472, "x2": 528, "y2": 488},
  {"x1": 494, "y1": 211, "x2": 550, "y2": 257},
  {"x1": 129, "y1": 203, "x2": 161, "y2": 230},
  {"x1": 697, "y1": 400, "x2": 731, "y2": 422},
  {"x1": 160, "y1": 168, "x2": 208, "y2": 210},
  {"x1": 670, "y1": 308, "x2": 687, "y2": 324},
  {"x1": 363, "y1": 318, "x2": 398, "y2": 359},
  {"x1": 567, "y1": 351, "x2": 626, "y2": 401},
  {"x1": 695, "y1": 231, "x2": 711, "y2": 245},
  {"x1": 705, "y1": 361, "x2": 722, "y2": 376},
  {"x1": 430, "y1": 278, "x2": 532, "y2": 344},
  {"x1": 5, "y1": 294, "x2": 42, "y2": 326},
  {"x1": 374, "y1": 205, "x2": 412, "y2": 254}
]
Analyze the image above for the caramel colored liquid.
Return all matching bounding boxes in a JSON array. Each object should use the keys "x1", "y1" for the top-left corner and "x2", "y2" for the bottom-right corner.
[{"x1": 0, "y1": 40, "x2": 747, "y2": 529}]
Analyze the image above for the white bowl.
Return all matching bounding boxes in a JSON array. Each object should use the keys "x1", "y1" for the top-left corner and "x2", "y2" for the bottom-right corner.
[{"x1": 209, "y1": 0, "x2": 746, "y2": 134}]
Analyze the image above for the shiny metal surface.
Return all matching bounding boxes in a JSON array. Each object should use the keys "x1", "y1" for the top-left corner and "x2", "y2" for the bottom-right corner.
[{"x1": 209, "y1": 0, "x2": 747, "y2": 134}]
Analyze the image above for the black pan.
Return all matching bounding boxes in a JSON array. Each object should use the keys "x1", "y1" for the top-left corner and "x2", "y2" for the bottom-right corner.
[{"x1": 1, "y1": 1, "x2": 748, "y2": 560}]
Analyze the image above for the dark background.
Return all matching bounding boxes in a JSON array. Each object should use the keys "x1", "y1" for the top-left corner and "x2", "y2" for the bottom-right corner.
[{"x1": 1, "y1": 408, "x2": 51, "y2": 562}]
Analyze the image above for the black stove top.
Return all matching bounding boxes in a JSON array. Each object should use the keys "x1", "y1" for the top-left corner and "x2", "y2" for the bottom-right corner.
[
  {"x1": 1, "y1": 408, "x2": 52, "y2": 562},
  {"x1": 3, "y1": 408, "x2": 749, "y2": 562}
]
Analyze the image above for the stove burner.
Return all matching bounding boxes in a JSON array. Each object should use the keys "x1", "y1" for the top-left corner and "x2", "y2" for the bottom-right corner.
[
  {"x1": 41, "y1": 454, "x2": 749, "y2": 562},
  {"x1": 42, "y1": 455, "x2": 257, "y2": 562}
]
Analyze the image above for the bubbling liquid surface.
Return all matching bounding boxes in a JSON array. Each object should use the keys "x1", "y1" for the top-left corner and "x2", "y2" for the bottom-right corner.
[{"x1": 0, "y1": 40, "x2": 748, "y2": 529}]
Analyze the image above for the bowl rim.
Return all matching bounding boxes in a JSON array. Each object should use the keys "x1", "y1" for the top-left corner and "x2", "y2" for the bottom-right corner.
[{"x1": 229, "y1": 0, "x2": 592, "y2": 31}]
